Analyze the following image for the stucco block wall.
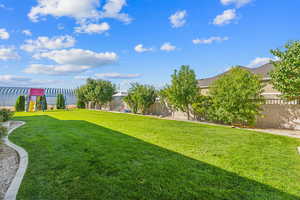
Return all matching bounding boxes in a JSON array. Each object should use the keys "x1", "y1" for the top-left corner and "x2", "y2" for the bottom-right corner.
[{"x1": 256, "y1": 104, "x2": 300, "y2": 130}]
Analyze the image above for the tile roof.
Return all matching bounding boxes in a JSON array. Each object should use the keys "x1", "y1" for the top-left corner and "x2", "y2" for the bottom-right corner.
[{"x1": 198, "y1": 63, "x2": 274, "y2": 88}]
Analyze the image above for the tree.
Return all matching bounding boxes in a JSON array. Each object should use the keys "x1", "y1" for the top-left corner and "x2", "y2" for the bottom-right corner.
[
  {"x1": 209, "y1": 67, "x2": 264, "y2": 126},
  {"x1": 75, "y1": 86, "x2": 88, "y2": 108},
  {"x1": 270, "y1": 40, "x2": 300, "y2": 100},
  {"x1": 124, "y1": 83, "x2": 157, "y2": 114},
  {"x1": 166, "y1": 65, "x2": 199, "y2": 120},
  {"x1": 158, "y1": 86, "x2": 176, "y2": 116},
  {"x1": 56, "y1": 94, "x2": 66, "y2": 109},
  {"x1": 36, "y1": 95, "x2": 47, "y2": 111},
  {"x1": 82, "y1": 79, "x2": 116, "y2": 110},
  {"x1": 191, "y1": 95, "x2": 212, "y2": 121},
  {"x1": 94, "y1": 80, "x2": 116, "y2": 109},
  {"x1": 15, "y1": 95, "x2": 25, "y2": 112},
  {"x1": 42, "y1": 96, "x2": 48, "y2": 111}
]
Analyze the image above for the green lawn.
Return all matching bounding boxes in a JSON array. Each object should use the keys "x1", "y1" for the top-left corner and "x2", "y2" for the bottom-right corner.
[{"x1": 10, "y1": 109, "x2": 300, "y2": 200}]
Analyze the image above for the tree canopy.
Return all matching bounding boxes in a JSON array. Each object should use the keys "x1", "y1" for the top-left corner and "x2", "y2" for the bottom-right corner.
[
  {"x1": 78, "y1": 78, "x2": 116, "y2": 109},
  {"x1": 165, "y1": 65, "x2": 199, "y2": 119},
  {"x1": 15, "y1": 95, "x2": 25, "y2": 112},
  {"x1": 270, "y1": 40, "x2": 300, "y2": 100},
  {"x1": 124, "y1": 83, "x2": 157, "y2": 114},
  {"x1": 209, "y1": 67, "x2": 264, "y2": 126}
]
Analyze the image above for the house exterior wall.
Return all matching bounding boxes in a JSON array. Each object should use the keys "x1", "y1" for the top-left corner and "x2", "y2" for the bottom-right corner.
[{"x1": 199, "y1": 81, "x2": 280, "y2": 99}]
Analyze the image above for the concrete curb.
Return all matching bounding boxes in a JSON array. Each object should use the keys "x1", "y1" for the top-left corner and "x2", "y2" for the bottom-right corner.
[{"x1": 3, "y1": 121, "x2": 27, "y2": 200}]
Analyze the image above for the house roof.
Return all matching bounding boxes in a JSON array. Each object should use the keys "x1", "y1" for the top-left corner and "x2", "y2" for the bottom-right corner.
[{"x1": 198, "y1": 63, "x2": 274, "y2": 88}]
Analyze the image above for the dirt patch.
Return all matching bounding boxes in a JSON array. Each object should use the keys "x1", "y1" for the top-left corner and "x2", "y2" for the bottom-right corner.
[{"x1": 0, "y1": 142, "x2": 19, "y2": 200}]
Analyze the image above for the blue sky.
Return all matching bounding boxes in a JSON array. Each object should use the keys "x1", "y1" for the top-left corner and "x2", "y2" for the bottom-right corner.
[{"x1": 0, "y1": 0, "x2": 299, "y2": 90}]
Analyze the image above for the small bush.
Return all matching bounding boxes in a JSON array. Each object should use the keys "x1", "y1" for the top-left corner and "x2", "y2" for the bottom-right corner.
[
  {"x1": 56, "y1": 94, "x2": 66, "y2": 109},
  {"x1": 15, "y1": 95, "x2": 26, "y2": 112},
  {"x1": 192, "y1": 95, "x2": 213, "y2": 121},
  {"x1": 0, "y1": 109, "x2": 14, "y2": 122},
  {"x1": 36, "y1": 96, "x2": 48, "y2": 111},
  {"x1": 0, "y1": 125, "x2": 7, "y2": 138}
]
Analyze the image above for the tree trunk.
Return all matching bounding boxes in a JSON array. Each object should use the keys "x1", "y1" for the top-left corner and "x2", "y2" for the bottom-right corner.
[{"x1": 187, "y1": 106, "x2": 190, "y2": 120}]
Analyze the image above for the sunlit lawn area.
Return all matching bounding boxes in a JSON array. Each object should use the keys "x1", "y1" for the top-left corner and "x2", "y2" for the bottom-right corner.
[{"x1": 10, "y1": 109, "x2": 300, "y2": 200}]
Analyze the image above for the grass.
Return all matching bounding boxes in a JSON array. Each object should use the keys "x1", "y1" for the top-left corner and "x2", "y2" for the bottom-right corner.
[{"x1": 9, "y1": 109, "x2": 300, "y2": 200}]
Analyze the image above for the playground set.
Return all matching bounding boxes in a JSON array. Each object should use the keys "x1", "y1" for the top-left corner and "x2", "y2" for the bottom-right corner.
[{"x1": 26, "y1": 88, "x2": 46, "y2": 112}]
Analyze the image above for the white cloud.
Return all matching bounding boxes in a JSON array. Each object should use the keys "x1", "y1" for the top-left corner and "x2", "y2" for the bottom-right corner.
[
  {"x1": 25, "y1": 49, "x2": 118, "y2": 75},
  {"x1": 101, "y1": 0, "x2": 132, "y2": 23},
  {"x1": 75, "y1": 22, "x2": 110, "y2": 34},
  {"x1": 213, "y1": 9, "x2": 237, "y2": 26},
  {"x1": 193, "y1": 36, "x2": 229, "y2": 44},
  {"x1": 75, "y1": 73, "x2": 141, "y2": 80},
  {"x1": 95, "y1": 73, "x2": 141, "y2": 79},
  {"x1": 247, "y1": 57, "x2": 275, "y2": 68},
  {"x1": 220, "y1": 0, "x2": 252, "y2": 8},
  {"x1": 22, "y1": 29, "x2": 32, "y2": 36},
  {"x1": 134, "y1": 44, "x2": 153, "y2": 53},
  {"x1": 169, "y1": 10, "x2": 187, "y2": 28},
  {"x1": 20, "y1": 35, "x2": 76, "y2": 52},
  {"x1": 0, "y1": 28, "x2": 9, "y2": 40},
  {"x1": 28, "y1": 0, "x2": 132, "y2": 24},
  {"x1": 24, "y1": 64, "x2": 91, "y2": 75},
  {"x1": 0, "y1": 74, "x2": 57, "y2": 86},
  {"x1": 160, "y1": 42, "x2": 176, "y2": 52},
  {"x1": 0, "y1": 47, "x2": 19, "y2": 60},
  {"x1": 34, "y1": 49, "x2": 117, "y2": 67},
  {"x1": 28, "y1": 0, "x2": 101, "y2": 22}
]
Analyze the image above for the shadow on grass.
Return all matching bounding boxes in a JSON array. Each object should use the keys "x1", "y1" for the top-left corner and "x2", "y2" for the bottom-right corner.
[{"x1": 10, "y1": 115, "x2": 300, "y2": 200}]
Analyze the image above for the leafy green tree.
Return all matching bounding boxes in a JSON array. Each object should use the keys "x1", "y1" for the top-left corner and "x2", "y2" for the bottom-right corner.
[
  {"x1": 209, "y1": 67, "x2": 264, "y2": 126},
  {"x1": 158, "y1": 86, "x2": 176, "y2": 115},
  {"x1": 42, "y1": 96, "x2": 48, "y2": 111},
  {"x1": 270, "y1": 40, "x2": 300, "y2": 100},
  {"x1": 75, "y1": 86, "x2": 88, "y2": 108},
  {"x1": 82, "y1": 79, "x2": 116, "y2": 110},
  {"x1": 15, "y1": 95, "x2": 25, "y2": 112},
  {"x1": 36, "y1": 96, "x2": 47, "y2": 111},
  {"x1": 56, "y1": 94, "x2": 66, "y2": 109},
  {"x1": 124, "y1": 83, "x2": 157, "y2": 114},
  {"x1": 166, "y1": 65, "x2": 199, "y2": 120},
  {"x1": 191, "y1": 95, "x2": 212, "y2": 121}
]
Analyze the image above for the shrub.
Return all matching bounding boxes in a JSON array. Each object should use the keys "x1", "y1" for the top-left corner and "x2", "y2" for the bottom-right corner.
[
  {"x1": 124, "y1": 83, "x2": 157, "y2": 114},
  {"x1": 0, "y1": 109, "x2": 14, "y2": 122},
  {"x1": 56, "y1": 94, "x2": 66, "y2": 109},
  {"x1": 36, "y1": 96, "x2": 48, "y2": 111},
  {"x1": 15, "y1": 95, "x2": 26, "y2": 112},
  {"x1": 76, "y1": 86, "x2": 87, "y2": 108},
  {"x1": 192, "y1": 95, "x2": 213, "y2": 121},
  {"x1": 209, "y1": 67, "x2": 264, "y2": 126},
  {"x1": 0, "y1": 125, "x2": 7, "y2": 138}
]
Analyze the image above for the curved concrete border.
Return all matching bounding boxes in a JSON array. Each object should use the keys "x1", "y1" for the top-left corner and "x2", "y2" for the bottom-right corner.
[{"x1": 3, "y1": 121, "x2": 27, "y2": 200}]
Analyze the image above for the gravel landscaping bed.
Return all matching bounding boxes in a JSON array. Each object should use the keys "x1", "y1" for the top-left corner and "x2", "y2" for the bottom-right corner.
[{"x1": 0, "y1": 143, "x2": 19, "y2": 200}]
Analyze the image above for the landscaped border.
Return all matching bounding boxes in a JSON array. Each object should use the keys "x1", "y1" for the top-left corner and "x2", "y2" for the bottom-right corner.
[{"x1": 3, "y1": 121, "x2": 27, "y2": 200}]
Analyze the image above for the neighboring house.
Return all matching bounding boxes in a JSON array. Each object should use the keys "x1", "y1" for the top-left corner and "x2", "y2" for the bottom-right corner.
[
  {"x1": 198, "y1": 63, "x2": 300, "y2": 130},
  {"x1": 198, "y1": 63, "x2": 281, "y2": 99}
]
